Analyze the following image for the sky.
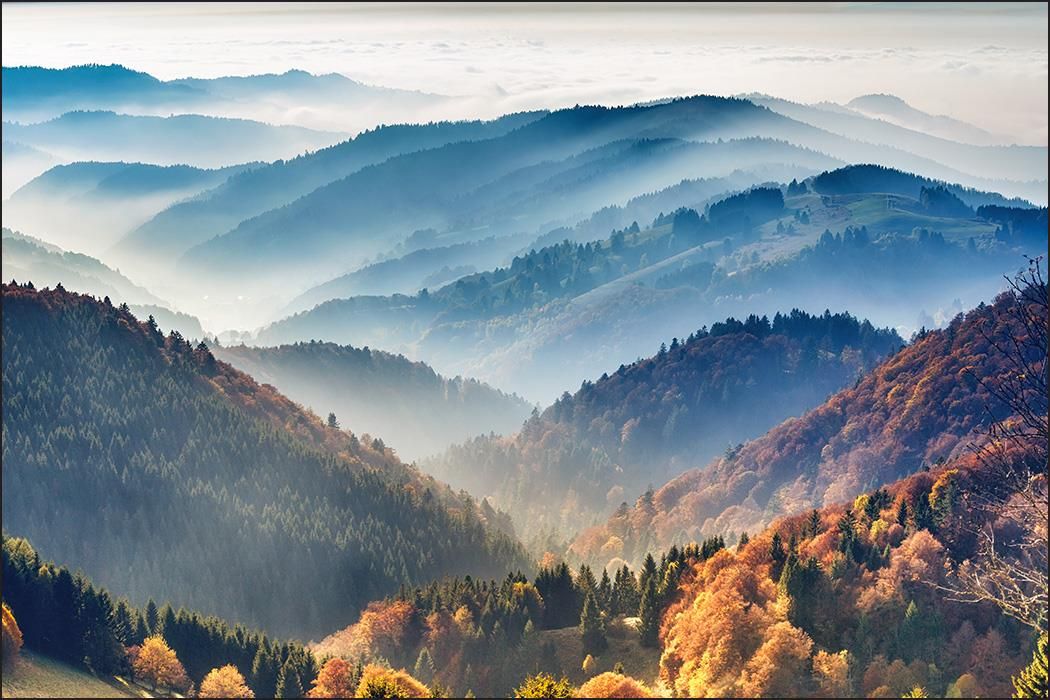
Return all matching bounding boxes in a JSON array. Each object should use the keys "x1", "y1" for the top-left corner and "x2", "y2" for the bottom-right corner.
[{"x1": 2, "y1": 2, "x2": 1048, "y2": 144}]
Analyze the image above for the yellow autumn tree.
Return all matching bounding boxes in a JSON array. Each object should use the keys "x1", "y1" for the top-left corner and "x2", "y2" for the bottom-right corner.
[
  {"x1": 309, "y1": 657, "x2": 356, "y2": 698},
  {"x1": 199, "y1": 664, "x2": 254, "y2": 698},
  {"x1": 812, "y1": 649, "x2": 850, "y2": 698},
  {"x1": 576, "y1": 671, "x2": 654, "y2": 698},
  {"x1": 2, "y1": 603, "x2": 23, "y2": 670},
  {"x1": 737, "y1": 621, "x2": 813, "y2": 697},
  {"x1": 354, "y1": 664, "x2": 430, "y2": 698},
  {"x1": 133, "y1": 635, "x2": 188, "y2": 691}
]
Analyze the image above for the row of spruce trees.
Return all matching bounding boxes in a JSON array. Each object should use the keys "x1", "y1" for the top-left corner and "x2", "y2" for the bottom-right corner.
[{"x1": 2, "y1": 534, "x2": 317, "y2": 697}]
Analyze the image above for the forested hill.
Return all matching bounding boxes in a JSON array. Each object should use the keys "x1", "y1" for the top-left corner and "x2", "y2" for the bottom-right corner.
[
  {"x1": 657, "y1": 436, "x2": 1045, "y2": 698},
  {"x1": 214, "y1": 341, "x2": 532, "y2": 462},
  {"x1": 571, "y1": 281, "x2": 1045, "y2": 569},
  {"x1": 423, "y1": 310, "x2": 902, "y2": 543},
  {"x1": 0, "y1": 283, "x2": 529, "y2": 640}
]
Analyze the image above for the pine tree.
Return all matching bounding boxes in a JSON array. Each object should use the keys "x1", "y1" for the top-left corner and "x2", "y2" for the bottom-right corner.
[
  {"x1": 597, "y1": 569, "x2": 613, "y2": 612},
  {"x1": 250, "y1": 642, "x2": 280, "y2": 699},
  {"x1": 639, "y1": 553, "x2": 658, "y2": 592},
  {"x1": 638, "y1": 579, "x2": 660, "y2": 648},
  {"x1": 1013, "y1": 634, "x2": 1048, "y2": 698},
  {"x1": 145, "y1": 598, "x2": 159, "y2": 634},
  {"x1": 895, "y1": 498, "x2": 909, "y2": 527},
  {"x1": 275, "y1": 659, "x2": 303, "y2": 699},
  {"x1": 912, "y1": 492, "x2": 936, "y2": 532},
  {"x1": 579, "y1": 590, "x2": 607, "y2": 654},
  {"x1": 414, "y1": 647, "x2": 435, "y2": 682},
  {"x1": 806, "y1": 509, "x2": 822, "y2": 538},
  {"x1": 770, "y1": 531, "x2": 787, "y2": 580},
  {"x1": 159, "y1": 604, "x2": 176, "y2": 638}
]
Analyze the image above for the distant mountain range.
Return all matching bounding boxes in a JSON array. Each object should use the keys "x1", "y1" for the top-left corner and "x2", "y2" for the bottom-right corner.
[
  {"x1": 1, "y1": 64, "x2": 450, "y2": 132},
  {"x1": 254, "y1": 164, "x2": 1043, "y2": 404},
  {"x1": 3, "y1": 161, "x2": 255, "y2": 254}
]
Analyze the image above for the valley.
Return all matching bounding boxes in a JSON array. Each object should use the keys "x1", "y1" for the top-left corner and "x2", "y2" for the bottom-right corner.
[{"x1": 1, "y1": 5, "x2": 1047, "y2": 698}]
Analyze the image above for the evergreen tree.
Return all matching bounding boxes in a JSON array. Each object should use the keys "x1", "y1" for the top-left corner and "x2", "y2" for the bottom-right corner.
[
  {"x1": 275, "y1": 659, "x2": 303, "y2": 699},
  {"x1": 1013, "y1": 634, "x2": 1049, "y2": 699},
  {"x1": 158, "y1": 604, "x2": 176, "y2": 640},
  {"x1": 912, "y1": 492, "x2": 936, "y2": 532},
  {"x1": 638, "y1": 579, "x2": 660, "y2": 647},
  {"x1": 639, "y1": 553, "x2": 658, "y2": 592},
  {"x1": 895, "y1": 498, "x2": 909, "y2": 527},
  {"x1": 597, "y1": 569, "x2": 613, "y2": 613},
  {"x1": 806, "y1": 509, "x2": 822, "y2": 538},
  {"x1": 250, "y1": 642, "x2": 280, "y2": 698},
  {"x1": 770, "y1": 532, "x2": 787, "y2": 580},
  {"x1": 414, "y1": 647, "x2": 435, "y2": 682},
  {"x1": 579, "y1": 590, "x2": 607, "y2": 654},
  {"x1": 145, "y1": 599, "x2": 159, "y2": 635}
]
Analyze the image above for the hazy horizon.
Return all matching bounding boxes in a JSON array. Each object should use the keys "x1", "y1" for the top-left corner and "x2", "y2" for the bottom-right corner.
[{"x1": 3, "y1": 2, "x2": 1048, "y2": 145}]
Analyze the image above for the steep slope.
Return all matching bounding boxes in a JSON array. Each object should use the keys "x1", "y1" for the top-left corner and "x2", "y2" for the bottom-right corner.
[
  {"x1": 658, "y1": 446, "x2": 1042, "y2": 698},
  {"x1": 3, "y1": 162, "x2": 254, "y2": 254},
  {"x1": 571, "y1": 286, "x2": 1043, "y2": 569},
  {"x1": 1, "y1": 283, "x2": 528, "y2": 639},
  {"x1": 423, "y1": 311, "x2": 901, "y2": 541},
  {"x1": 1, "y1": 650, "x2": 141, "y2": 699},
  {"x1": 213, "y1": 341, "x2": 533, "y2": 462}
]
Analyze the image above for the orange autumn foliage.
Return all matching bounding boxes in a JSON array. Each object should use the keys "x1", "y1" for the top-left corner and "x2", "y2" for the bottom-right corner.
[
  {"x1": 575, "y1": 291, "x2": 1036, "y2": 562},
  {"x1": 309, "y1": 657, "x2": 357, "y2": 698},
  {"x1": 199, "y1": 664, "x2": 254, "y2": 698},
  {"x1": 2, "y1": 603, "x2": 23, "y2": 670},
  {"x1": 313, "y1": 599, "x2": 418, "y2": 661},
  {"x1": 659, "y1": 442, "x2": 1038, "y2": 699},
  {"x1": 576, "y1": 672, "x2": 654, "y2": 698}
]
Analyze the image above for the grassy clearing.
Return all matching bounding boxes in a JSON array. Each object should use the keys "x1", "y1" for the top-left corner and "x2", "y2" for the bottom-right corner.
[
  {"x1": 1, "y1": 649, "x2": 149, "y2": 698},
  {"x1": 530, "y1": 616, "x2": 664, "y2": 689}
]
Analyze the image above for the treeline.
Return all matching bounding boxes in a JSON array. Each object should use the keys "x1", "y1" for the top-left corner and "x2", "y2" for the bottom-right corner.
[
  {"x1": 810, "y1": 163, "x2": 1035, "y2": 210},
  {"x1": 1, "y1": 535, "x2": 317, "y2": 697},
  {"x1": 1, "y1": 283, "x2": 528, "y2": 639},
  {"x1": 313, "y1": 537, "x2": 725, "y2": 697},
  {"x1": 425, "y1": 308, "x2": 901, "y2": 540}
]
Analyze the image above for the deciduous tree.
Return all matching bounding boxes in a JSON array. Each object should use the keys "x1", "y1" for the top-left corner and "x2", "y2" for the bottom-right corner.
[{"x1": 199, "y1": 664, "x2": 254, "y2": 698}]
